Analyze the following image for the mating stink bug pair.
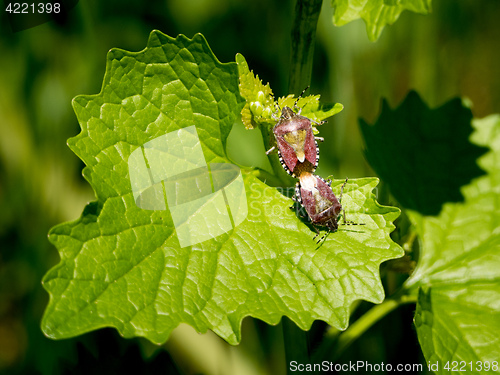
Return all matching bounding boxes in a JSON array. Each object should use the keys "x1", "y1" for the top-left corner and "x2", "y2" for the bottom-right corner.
[{"x1": 266, "y1": 88, "x2": 359, "y2": 242}]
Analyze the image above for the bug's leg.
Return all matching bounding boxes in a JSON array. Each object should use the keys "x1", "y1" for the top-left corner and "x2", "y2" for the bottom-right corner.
[
  {"x1": 340, "y1": 210, "x2": 364, "y2": 227},
  {"x1": 339, "y1": 179, "x2": 354, "y2": 225},
  {"x1": 314, "y1": 136, "x2": 324, "y2": 143},
  {"x1": 339, "y1": 177, "x2": 348, "y2": 203},
  {"x1": 291, "y1": 182, "x2": 302, "y2": 212},
  {"x1": 266, "y1": 146, "x2": 276, "y2": 155},
  {"x1": 312, "y1": 225, "x2": 321, "y2": 242},
  {"x1": 339, "y1": 202, "x2": 365, "y2": 228},
  {"x1": 338, "y1": 178, "x2": 356, "y2": 226},
  {"x1": 290, "y1": 188, "x2": 297, "y2": 210},
  {"x1": 315, "y1": 229, "x2": 330, "y2": 244},
  {"x1": 326, "y1": 178, "x2": 332, "y2": 187},
  {"x1": 312, "y1": 119, "x2": 326, "y2": 126},
  {"x1": 293, "y1": 182, "x2": 300, "y2": 200}
]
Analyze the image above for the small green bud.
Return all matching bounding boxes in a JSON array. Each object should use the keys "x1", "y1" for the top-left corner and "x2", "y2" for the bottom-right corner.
[
  {"x1": 262, "y1": 106, "x2": 272, "y2": 118},
  {"x1": 256, "y1": 90, "x2": 266, "y2": 103},
  {"x1": 250, "y1": 101, "x2": 263, "y2": 116}
]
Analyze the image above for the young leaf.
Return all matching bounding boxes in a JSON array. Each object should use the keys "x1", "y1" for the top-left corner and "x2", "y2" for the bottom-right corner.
[
  {"x1": 276, "y1": 95, "x2": 344, "y2": 127},
  {"x1": 360, "y1": 91, "x2": 487, "y2": 216},
  {"x1": 331, "y1": 0, "x2": 432, "y2": 41},
  {"x1": 42, "y1": 31, "x2": 403, "y2": 345},
  {"x1": 236, "y1": 53, "x2": 275, "y2": 129},
  {"x1": 236, "y1": 54, "x2": 343, "y2": 130},
  {"x1": 406, "y1": 115, "x2": 500, "y2": 370}
]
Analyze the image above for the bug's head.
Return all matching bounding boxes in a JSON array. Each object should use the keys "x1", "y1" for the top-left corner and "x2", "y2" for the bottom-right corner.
[
  {"x1": 280, "y1": 106, "x2": 296, "y2": 121},
  {"x1": 326, "y1": 218, "x2": 339, "y2": 233}
]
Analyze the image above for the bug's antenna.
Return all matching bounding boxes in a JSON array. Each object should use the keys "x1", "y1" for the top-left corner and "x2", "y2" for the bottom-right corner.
[
  {"x1": 293, "y1": 86, "x2": 310, "y2": 111},
  {"x1": 271, "y1": 93, "x2": 281, "y2": 120}
]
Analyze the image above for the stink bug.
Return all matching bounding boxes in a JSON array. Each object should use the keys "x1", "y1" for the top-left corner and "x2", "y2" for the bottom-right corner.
[
  {"x1": 266, "y1": 88, "x2": 324, "y2": 177},
  {"x1": 294, "y1": 174, "x2": 352, "y2": 243}
]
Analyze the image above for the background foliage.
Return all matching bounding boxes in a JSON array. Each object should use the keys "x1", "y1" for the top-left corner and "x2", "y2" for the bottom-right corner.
[{"x1": 1, "y1": 0, "x2": 500, "y2": 374}]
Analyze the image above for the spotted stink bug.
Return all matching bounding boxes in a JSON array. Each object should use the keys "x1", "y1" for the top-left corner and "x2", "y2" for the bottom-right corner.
[
  {"x1": 266, "y1": 88, "x2": 324, "y2": 177},
  {"x1": 294, "y1": 174, "x2": 349, "y2": 242}
]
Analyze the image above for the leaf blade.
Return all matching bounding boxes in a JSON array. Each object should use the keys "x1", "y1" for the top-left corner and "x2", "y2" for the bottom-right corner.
[
  {"x1": 360, "y1": 91, "x2": 487, "y2": 216},
  {"x1": 42, "y1": 31, "x2": 403, "y2": 345},
  {"x1": 408, "y1": 115, "x2": 500, "y2": 372},
  {"x1": 331, "y1": 0, "x2": 432, "y2": 41}
]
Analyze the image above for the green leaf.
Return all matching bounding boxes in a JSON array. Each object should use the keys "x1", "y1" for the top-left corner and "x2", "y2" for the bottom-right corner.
[
  {"x1": 42, "y1": 31, "x2": 403, "y2": 345},
  {"x1": 276, "y1": 95, "x2": 344, "y2": 129},
  {"x1": 236, "y1": 53, "x2": 275, "y2": 129},
  {"x1": 236, "y1": 54, "x2": 343, "y2": 130},
  {"x1": 360, "y1": 91, "x2": 487, "y2": 216},
  {"x1": 407, "y1": 115, "x2": 500, "y2": 371},
  {"x1": 331, "y1": 0, "x2": 432, "y2": 41}
]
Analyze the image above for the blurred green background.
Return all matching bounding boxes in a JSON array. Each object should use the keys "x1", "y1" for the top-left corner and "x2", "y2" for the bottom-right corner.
[{"x1": 1, "y1": 0, "x2": 499, "y2": 373}]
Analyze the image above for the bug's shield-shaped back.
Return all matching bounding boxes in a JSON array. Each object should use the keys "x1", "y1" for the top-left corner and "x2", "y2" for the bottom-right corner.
[{"x1": 274, "y1": 114, "x2": 318, "y2": 174}]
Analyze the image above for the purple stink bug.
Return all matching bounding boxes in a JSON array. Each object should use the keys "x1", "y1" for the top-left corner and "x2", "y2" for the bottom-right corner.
[
  {"x1": 294, "y1": 173, "x2": 349, "y2": 242},
  {"x1": 266, "y1": 88, "x2": 324, "y2": 177}
]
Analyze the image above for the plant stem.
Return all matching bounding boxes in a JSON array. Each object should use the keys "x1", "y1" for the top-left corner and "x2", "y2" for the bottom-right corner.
[
  {"x1": 288, "y1": 0, "x2": 323, "y2": 95},
  {"x1": 263, "y1": 0, "x2": 323, "y2": 184},
  {"x1": 283, "y1": 318, "x2": 310, "y2": 374},
  {"x1": 281, "y1": 1, "x2": 323, "y2": 371},
  {"x1": 316, "y1": 293, "x2": 418, "y2": 362}
]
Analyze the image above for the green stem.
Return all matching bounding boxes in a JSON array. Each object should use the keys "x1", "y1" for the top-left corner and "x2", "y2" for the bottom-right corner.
[
  {"x1": 314, "y1": 293, "x2": 417, "y2": 362},
  {"x1": 281, "y1": 0, "x2": 323, "y2": 371},
  {"x1": 263, "y1": 0, "x2": 323, "y2": 186},
  {"x1": 334, "y1": 295, "x2": 416, "y2": 358},
  {"x1": 288, "y1": 0, "x2": 323, "y2": 95},
  {"x1": 255, "y1": 168, "x2": 288, "y2": 187},
  {"x1": 283, "y1": 318, "x2": 310, "y2": 374}
]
